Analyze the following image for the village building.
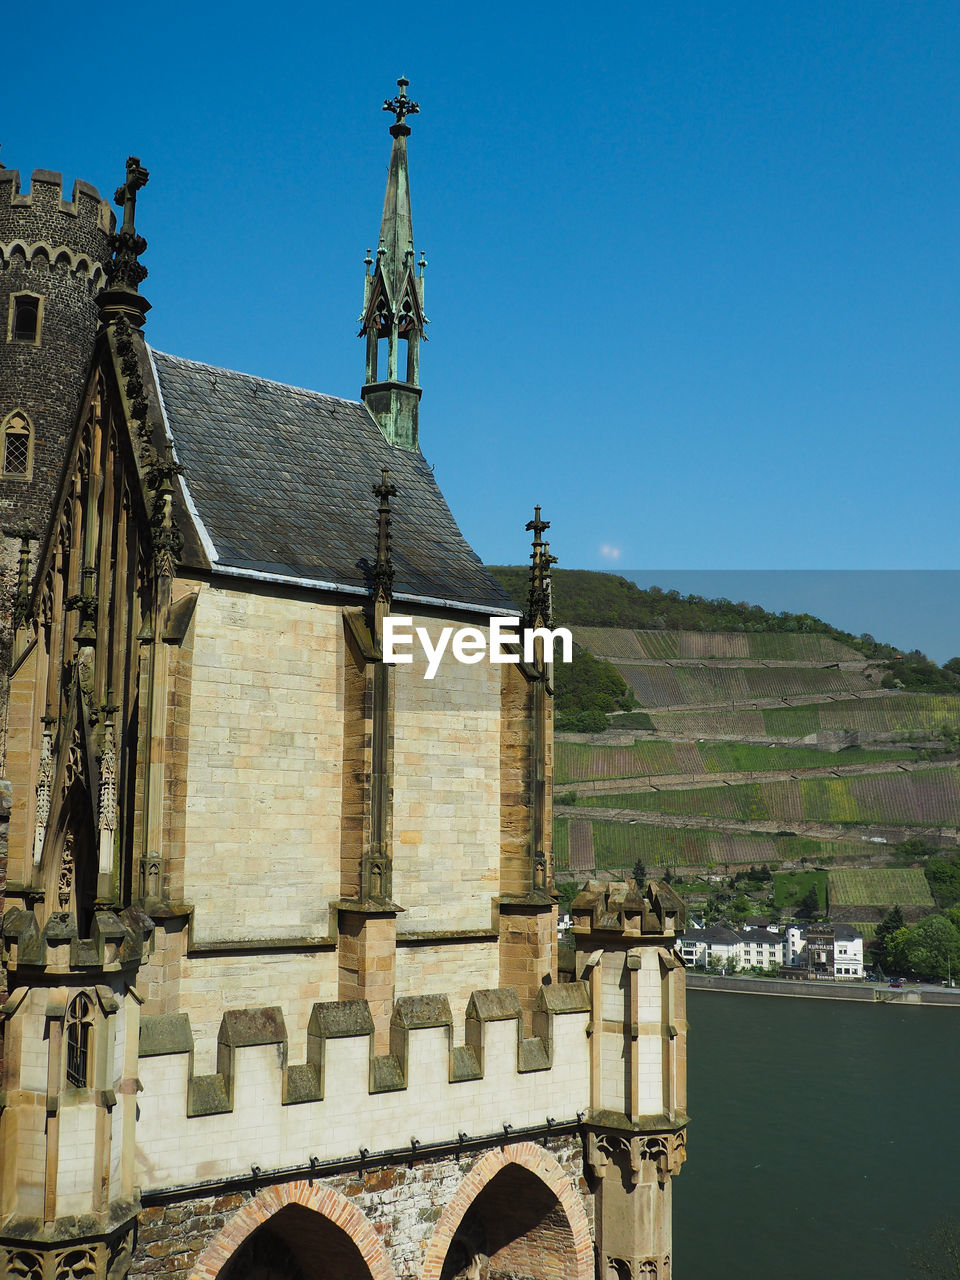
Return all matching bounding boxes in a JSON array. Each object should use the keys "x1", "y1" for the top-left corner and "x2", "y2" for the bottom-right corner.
[
  {"x1": 783, "y1": 924, "x2": 864, "y2": 979},
  {"x1": 0, "y1": 84, "x2": 687, "y2": 1279},
  {"x1": 678, "y1": 924, "x2": 784, "y2": 972}
]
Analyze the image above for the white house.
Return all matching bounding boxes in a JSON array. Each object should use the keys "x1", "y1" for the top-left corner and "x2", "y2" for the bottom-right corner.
[{"x1": 783, "y1": 923, "x2": 864, "y2": 978}]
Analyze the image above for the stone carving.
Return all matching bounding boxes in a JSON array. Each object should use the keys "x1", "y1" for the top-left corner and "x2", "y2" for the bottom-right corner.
[
  {"x1": 64, "y1": 722, "x2": 84, "y2": 793},
  {"x1": 371, "y1": 467, "x2": 398, "y2": 605},
  {"x1": 58, "y1": 831, "x2": 75, "y2": 910},
  {"x1": 107, "y1": 156, "x2": 149, "y2": 293},
  {"x1": 605, "y1": 1259, "x2": 632, "y2": 1280},
  {"x1": 33, "y1": 720, "x2": 54, "y2": 863},
  {"x1": 7, "y1": 1249, "x2": 44, "y2": 1279},
  {"x1": 587, "y1": 1129, "x2": 687, "y2": 1188},
  {"x1": 98, "y1": 714, "x2": 118, "y2": 868},
  {"x1": 54, "y1": 1247, "x2": 97, "y2": 1279}
]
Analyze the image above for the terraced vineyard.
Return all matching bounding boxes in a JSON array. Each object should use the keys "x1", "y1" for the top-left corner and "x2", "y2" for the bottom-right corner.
[
  {"x1": 555, "y1": 739, "x2": 917, "y2": 784},
  {"x1": 650, "y1": 694, "x2": 960, "y2": 740},
  {"x1": 827, "y1": 868, "x2": 934, "y2": 910},
  {"x1": 553, "y1": 816, "x2": 874, "y2": 873},
  {"x1": 555, "y1": 619, "x2": 960, "y2": 884},
  {"x1": 622, "y1": 664, "x2": 876, "y2": 709},
  {"x1": 572, "y1": 627, "x2": 862, "y2": 663},
  {"x1": 578, "y1": 767, "x2": 960, "y2": 827}
]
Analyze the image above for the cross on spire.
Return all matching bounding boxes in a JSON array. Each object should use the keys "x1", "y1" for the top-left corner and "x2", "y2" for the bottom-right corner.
[
  {"x1": 103, "y1": 155, "x2": 150, "y2": 305},
  {"x1": 383, "y1": 77, "x2": 420, "y2": 137},
  {"x1": 114, "y1": 156, "x2": 149, "y2": 236}
]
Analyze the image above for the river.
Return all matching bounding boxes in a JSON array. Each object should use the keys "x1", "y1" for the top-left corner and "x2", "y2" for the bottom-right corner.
[{"x1": 675, "y1": 989, "x2": 960, "y2": 1277}]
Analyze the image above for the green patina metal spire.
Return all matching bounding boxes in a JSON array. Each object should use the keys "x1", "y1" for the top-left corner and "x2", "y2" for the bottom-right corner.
[{"x1": 360, "y1": 77, "x2": 428, "y2": 450}]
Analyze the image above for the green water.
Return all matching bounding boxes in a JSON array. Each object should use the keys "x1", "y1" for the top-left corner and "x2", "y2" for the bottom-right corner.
[{"x1": 675, "y1": 990, "x2": 960, "y2": 1277}]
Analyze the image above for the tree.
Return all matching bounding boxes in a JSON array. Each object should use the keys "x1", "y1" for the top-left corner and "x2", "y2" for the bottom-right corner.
[
  {"x1": 798, "y1": 885, "x2": 820, "y2": 919},
  {"x1": 875, "y1": 905, "x2": 905, "y2": 969},
  {"x1": 632, "y1": 858, "x2": 646, "y2": 886},
  {"x1": 888, "y1": 915, "x2": 960, "y2": 982},
  {"x1": 925, "y1": 856, "x2": 960, "y2": 909}
]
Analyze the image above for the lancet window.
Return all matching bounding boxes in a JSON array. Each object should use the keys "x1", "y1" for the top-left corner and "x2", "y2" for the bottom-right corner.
[{"x1": 65, "y1": 992, "x2": 93, "y2": 1088}]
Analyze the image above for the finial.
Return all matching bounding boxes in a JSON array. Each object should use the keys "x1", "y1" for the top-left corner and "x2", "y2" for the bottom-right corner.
[
  {"x1": 383, "y1": 76, "x2": 420, "y2": 138},
  {"x1": 109, "y1": 156, "x2": 149, "y2": 288},
  {"x1": 364, "y1": 247, "x2": 373, "y2": 269},
  {"x1": 418, "y1": 250, "x2": 427, "y2": 276},
  {"x1": 13, "y1": 533, "x2": 32, "y2": 630},
  {"x1": 372, "y1": 467, "x2": 399, "y2": 604},
  {"x1": 99, "y1": 155, "x2": 151, "y2": 326},
  {"x1": 525, "y1": 507, "x2": 555, "y2": 629}
]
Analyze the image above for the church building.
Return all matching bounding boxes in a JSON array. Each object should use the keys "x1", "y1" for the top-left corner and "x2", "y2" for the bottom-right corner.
[{"x1": 0, "y1": 82, "x2": 687, "y2": 1280}]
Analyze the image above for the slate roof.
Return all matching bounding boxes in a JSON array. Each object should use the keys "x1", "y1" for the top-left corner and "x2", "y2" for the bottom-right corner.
[
  {"x1": 694, "y1": 925, "x2": 741, "y2": 945},
  {"x1": 832, "y1": 924, "x2": 863, "y2": 941},
  {"x1": 150, "y1": 350, "x2": 514, "y2": 613}
]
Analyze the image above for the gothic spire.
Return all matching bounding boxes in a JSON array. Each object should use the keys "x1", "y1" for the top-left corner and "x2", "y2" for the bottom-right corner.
[
  {"x1": 360, "y1": 78, "x2": 427, "y2": 451},
  {"x1": 525, "y1": 506, "x2": 556, "y2": 630}
]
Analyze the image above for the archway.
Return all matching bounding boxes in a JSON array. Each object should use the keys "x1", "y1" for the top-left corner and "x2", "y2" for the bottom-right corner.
[
  {"x1": 421, "y1": 1144, "x2": 593, "y2": 1280},
  {"x1": 190, "y1": 1182, "x2": 395, "y2": 1280}
]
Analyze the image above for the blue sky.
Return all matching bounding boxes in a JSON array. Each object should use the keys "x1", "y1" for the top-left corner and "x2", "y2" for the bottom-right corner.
[{"x1": 6, "y1": 2, "x2": 960, "y2": 639}]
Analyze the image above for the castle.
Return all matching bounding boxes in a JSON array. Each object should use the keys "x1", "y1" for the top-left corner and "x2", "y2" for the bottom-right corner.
[{"x1": 0, "y1": 82, "x2": 687, "y2": 1280}]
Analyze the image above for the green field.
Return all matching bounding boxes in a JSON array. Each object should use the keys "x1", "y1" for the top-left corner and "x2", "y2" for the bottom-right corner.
[
  {"x1": 554, "y1": 739, "x2": 917, "y2": 784},
  {"x1": 577, "y1": 766, "x2": 960, "y2": 827},
  {"x1": 827, "y1": 867, "x2": 934, "y2": 909},
  {"x1": 773, "y1": 870, "x2": 828, "y2": 911}
]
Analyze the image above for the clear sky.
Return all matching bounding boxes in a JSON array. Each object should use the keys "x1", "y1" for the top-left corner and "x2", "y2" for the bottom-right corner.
[{"x1": 6, "y1": 3, "x2": 960, "y2": 613}]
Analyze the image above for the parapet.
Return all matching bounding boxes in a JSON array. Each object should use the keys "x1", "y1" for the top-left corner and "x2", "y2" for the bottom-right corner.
[
  {"x1": 0, "y1": 167, "x2": 113, "y2": 266},
  {"x1": 135, "y1": 983, "x2": 592, "y2": 1191},
  {"x1": 571, "y1": 879, "x2": 685, "y2": 940}
]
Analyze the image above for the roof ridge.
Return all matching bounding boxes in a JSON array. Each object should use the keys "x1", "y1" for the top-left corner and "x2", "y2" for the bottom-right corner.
[{"x1": 148, "y1": 348, "x2": 367, "y2": 409}]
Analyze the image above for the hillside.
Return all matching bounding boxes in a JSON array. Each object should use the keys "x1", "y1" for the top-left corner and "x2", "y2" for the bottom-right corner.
[{"x1": 525, "y1": 569, "x2": 960, "y2": 929}]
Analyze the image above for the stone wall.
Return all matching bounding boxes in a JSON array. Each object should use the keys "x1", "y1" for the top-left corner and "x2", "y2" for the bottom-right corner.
[
  {"x1": 391, "y1": 616, "x2": 501, "y2": 933},
  {"x1": 129, "y1": 1136, "x2": 592, "y2": 1280},
  {"x1": 134, "y1": 987, "x2": 591, "y2": 1192},
  {"x1": 180, "y1": 585, "x2": 345, "y2": 945}
]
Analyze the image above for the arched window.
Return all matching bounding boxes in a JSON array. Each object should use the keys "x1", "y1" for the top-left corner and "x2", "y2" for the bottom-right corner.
[
  {"x1": 65, "y1": 992, "x2": 93, "y2": 1087},
  {"x1": 8, "y1": 292, "x2": 41, "y2": 344},
  {"x1": 2, "y1": 411, "x2": 32, "y2": 479}
]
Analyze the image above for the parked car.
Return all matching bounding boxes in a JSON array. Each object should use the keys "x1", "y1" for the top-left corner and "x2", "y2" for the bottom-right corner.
[{"x1": 889, "y1": 978, "x2": 904, "y2": 988}]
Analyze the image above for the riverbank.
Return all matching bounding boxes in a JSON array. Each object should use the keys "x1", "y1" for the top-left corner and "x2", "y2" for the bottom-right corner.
[{"x1": 686, "y1": 971, "x2": 960, "y2": 1005}]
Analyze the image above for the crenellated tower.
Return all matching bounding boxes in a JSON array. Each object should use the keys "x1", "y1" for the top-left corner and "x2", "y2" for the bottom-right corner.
[
  {"x1": 0, "y1": 161, "x2": 114, "y2": 771},
  {"x1": 359, "y1": 77, "x2": 428, "y2": 450}
]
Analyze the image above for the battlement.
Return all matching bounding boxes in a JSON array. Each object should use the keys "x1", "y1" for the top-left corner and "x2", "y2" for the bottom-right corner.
[
  {"x1": 571, "y1": 878, "x2": 685, "y2": 940},
  {"x1": 135, "y1": 983, "x2": 592, "y2": 1191},
  {"x1": 0, "y1": 167, "x2": 113, "y2": 267},
  {"x1": 2, "y1": 904, "x2": 154, "y2": 973}
]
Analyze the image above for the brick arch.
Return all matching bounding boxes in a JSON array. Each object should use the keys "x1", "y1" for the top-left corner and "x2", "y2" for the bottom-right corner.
[
  {"x1": 420, "y1": 1142, "x2": 593, "y2": 1280},
  {"x1": 189, "y1": 1181, "x2": 396, "y2": 1280}
]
